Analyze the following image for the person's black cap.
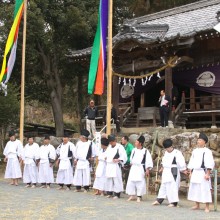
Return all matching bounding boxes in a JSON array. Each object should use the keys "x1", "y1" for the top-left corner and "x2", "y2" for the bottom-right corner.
[
  {"x1": 80, "y1": 129, "x2": 90, "y2": 138},
  {"x1": 27, "y1": 134, "x2": 34, "y2": 140},
  {"x1": 9, "y1": 130, "x2": 15, "y2": 137},
  {"x1": 163, "y1": 139, "x2": 173, "y2": 148},
  {"x1": 63, "y1": 132, "x2": 70, "y2": 138},
  {"x1": 44, "y1": 135, "x2": 50, "y2": 140},
  {"x1": 101, "y1": 137, "x2": 109, "y2": 146},
  {"x1": 108, "y1": 134, "x2": 116, "y2": 142},
  {"x1": 198, "y1": 132, "x2": 208, "y2": 143},
  {"x1": 137, "y1": 135, "x2": 145, "y2": 145}
]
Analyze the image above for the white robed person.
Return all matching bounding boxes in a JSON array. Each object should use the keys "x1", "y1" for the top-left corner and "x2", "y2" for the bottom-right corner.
[
  {"x1": 93, "y1": 137, "x2": 109, "y2": 196},
  {"x1": 126, "y1": 135, "x2": 153, "y2": 202},
  {"x1": 3, "y1": 130, "x2": 23, "y2": 186},
  {"x1": 105, "y1": 134, "x2": 127, "y2": 199},
  {"x1": 56, "y1": 133, "x2": 76, "y2": 190},
  {"x1": 152, "y1": 139, "x2": 187, "y2": 207},
  {"x1": 38, "y1": 135, "x2": 56, "y2": 188},
  {"x1": 23, "y1": 135, "x2": 40, "y2": 188},
  {"x1": 188, "y1": 132, "x2": 215, "y2": 213},
  {"x1": 73, "y1": 129, "x2": 96, "y2": 192}
]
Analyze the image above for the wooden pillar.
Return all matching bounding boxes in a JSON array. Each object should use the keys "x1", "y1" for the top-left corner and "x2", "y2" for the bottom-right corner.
[
  {"x1": 131, "y1": 96, "x2": 134, "y2": 114},
  {"x1": 212, "y1": 94, "x2": 216, "y2": 127},
  {"x1": 165, "y1": 67, "x2": 172, "y2": 98},
  {"x1": 182, "y1": 91, "x2": 186, "y2": 111},
  {"x1": 165, "y1": 67, "x2": 172, "y2": 119},
  {"x1": 190, "y1": 88, "x2": 195, "y2": 111},
  {"x1": 140, "y1": 93, "x2": 145, "y2": 107}
]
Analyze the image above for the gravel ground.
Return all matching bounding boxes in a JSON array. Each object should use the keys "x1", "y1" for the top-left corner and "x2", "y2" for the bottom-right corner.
[{"x1": 0, "y1": 176, "x2": 219, "y2": 220}]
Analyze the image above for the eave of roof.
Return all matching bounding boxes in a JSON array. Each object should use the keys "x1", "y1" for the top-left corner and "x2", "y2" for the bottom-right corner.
[{"x1": 67, "y1": 0, "x2": 220, "y2": 59}]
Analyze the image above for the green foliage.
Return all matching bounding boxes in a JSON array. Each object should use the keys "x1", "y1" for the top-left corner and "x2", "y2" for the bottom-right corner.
[
  {"x1": 129, "y1": 0, "x2": 202, "y2": 17},
  {"x1": 0, "y1": 84, "x2": 20, "y2": 128},
  {"x1": 0, "y1": 0, "x2": 203, "y2": 128}
]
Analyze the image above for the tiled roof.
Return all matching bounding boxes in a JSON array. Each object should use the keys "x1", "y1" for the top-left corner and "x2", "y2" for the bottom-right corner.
[{"x1": 68, "y1": 0, "x2": 220, "y2": 58}]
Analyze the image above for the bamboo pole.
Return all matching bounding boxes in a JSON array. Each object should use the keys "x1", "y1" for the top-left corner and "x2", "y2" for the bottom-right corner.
[
  {"x1": 106, "y1": 0, "x2": 113, "y2": 135},
  {"x1": 19, "y1": 0, "x2": 27, "y2": 144},
  {"x1": 214, "y1": 169, "x2": 218, "y2": 211}
]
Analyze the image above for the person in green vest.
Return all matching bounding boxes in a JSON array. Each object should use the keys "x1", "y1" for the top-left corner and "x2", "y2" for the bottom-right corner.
[{"x1": 121, "y1": 136, "x2": 134, "y2": 188}]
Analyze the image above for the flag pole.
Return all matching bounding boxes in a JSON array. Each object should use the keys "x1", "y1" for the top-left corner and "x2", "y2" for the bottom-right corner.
[
  {"x1": 106, "y1": 0, "x2": 113, "y2": 135},
  {"x1": 19, "y1": 0, "x2": 27, "y2": 144}
]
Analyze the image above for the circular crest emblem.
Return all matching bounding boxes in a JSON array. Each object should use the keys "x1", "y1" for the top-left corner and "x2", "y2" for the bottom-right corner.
[
  {"x1": 120, "y1": 85, "x2": 134, "y2": 98},
  {"x1": 196, "y1": 71, "x2": 215, "y2": 87}
]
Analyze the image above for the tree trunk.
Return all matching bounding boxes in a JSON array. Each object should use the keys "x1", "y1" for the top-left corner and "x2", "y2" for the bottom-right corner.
[{"x1": 38, "y1": 44, "x2": 64, "y2": 137}]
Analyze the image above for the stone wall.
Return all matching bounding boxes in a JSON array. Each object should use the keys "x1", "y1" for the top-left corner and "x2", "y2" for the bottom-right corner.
[
  {"x1": 129, "y1": 128, "x2": 220, "y2": 168},
  {"x1": 33, "y1": 127, "x2": 220, "y2": 168}
]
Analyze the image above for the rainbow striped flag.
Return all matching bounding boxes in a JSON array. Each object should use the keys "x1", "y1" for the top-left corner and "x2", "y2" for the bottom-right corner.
[
  {"x1": 88, "y1": 0, "x2": 108, "y2": 95},
  {"x1": 0, "y1": 0, "x2": 24, "y2": 84}
]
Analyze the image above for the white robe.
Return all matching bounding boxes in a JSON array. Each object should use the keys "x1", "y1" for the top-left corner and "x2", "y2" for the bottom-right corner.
[
  {"x1": 23, "y1": 143, "x2": 40, "y2": 184},
  {"x1": 188, "y1": 147, "x2": 215, "y2": 203},
  {"x1": 105, "y1": 143, "x2": 127, "y2": 193},
  {"x1": 3, "y1": 139, "x2": 23, "y2": 179},
  {"x1": 157, "y1": 149, "x2": 186, "y2": 203},
  {"x1": 126, "y1": 148, "x2": 153, "y2": 196},
  {"x1": 56, "y1": 142, "x2": 76, "y2": 185},
  {"x1": 73, "y1": 140, "x2": 96, "y2": 186},
  {"x1": 38, "y1": 144, "x2": 56, "y2": 184},
  {"x1": 93, "y1": 149, "x2": 107, "y2": 191}
]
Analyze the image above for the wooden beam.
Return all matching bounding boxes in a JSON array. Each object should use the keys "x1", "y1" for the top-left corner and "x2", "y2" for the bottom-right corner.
[
  {"x1": 114, "y1": 59, "x2": 162, "y2": 73},
  {"x1": 176, "y1": 37, "x2": 195, "y2": 46},
  {"x1": 176, "y1": 56, "x2": 194, "y2": 65}
]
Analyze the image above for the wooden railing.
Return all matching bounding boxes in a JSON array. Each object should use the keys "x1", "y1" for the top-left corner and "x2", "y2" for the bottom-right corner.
[
  {"x1": 182, "y1": 94, "x2": 220, "y2": 112},
  {"x1": 172, "y1": 93, "x2": 220, "y2": 127},
  {"x1": 81, "y1": 102, "x2": 134, "y2": 129},
  {"x1": 172, "y1": 102, "x2": 184, "y2": 126},
  {"x1": 119, "y1": 105, "x2": 133, "y2": 127}
]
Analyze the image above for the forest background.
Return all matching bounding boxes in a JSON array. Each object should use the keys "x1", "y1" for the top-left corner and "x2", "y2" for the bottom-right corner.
[{"x1": 0, "y1": 0, "x2": 201, "y2": 138}]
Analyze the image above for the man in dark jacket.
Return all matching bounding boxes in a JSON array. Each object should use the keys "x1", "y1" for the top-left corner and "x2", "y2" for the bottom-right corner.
[
  {"x1": 158, "y1": 90, "x2": 171, "y2": 127},
  {"x1": 84, "y1": 100, "x2": 98, "y2": 138}
]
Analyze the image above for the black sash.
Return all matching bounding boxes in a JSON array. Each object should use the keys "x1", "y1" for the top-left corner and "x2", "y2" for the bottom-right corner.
[
  {"x1": 68, "y1": 145, "x2": 73, "y2": 166},
  {"x1": 86, "y1": 142, "x2": 93, "y2": 160},
  {"x1": 171, "y1": 156, "x2": 178, "y2": 181},
  {"x1": 191, "y1": 152, "x2": 205, "y2": 173},
  {"x1": 201, "y1": 152, "x2": 205, "y2": 171},
  {"x1": 48, "y1": 150, "x2": 55, "y2": 164},
  {"x1": 113, "y1": 148, "x2": 122, "y2": 168},
  {"x1": 113, "y1": 149, "x2": 120, "y2": 159},
  {"x1": 141, "y1": 150, "x2": 147, "y2": 172},
  {"x1": 132, "y1": 149, "x2": 147, "y2": 172}
]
